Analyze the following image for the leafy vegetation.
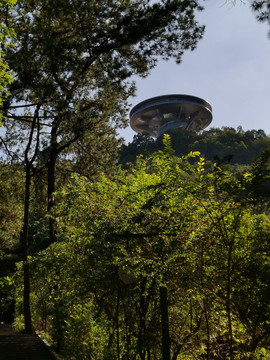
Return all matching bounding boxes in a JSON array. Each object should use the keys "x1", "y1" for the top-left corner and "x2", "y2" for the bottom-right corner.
[
  {"x1": 1, "y1": 0, "x2": 205, "y2": 242},
  {"x1": 120, "y1": 127, "x2": 270, "y2": 167},
  {"x1": 1, "y1": 0, "x2": 270, "y2": 358},
  {"x1": 0, "y1": 0, "x2": 16, "y2": 125},
  {"x1": 11, "y1": 136, "x2": 270, "y2": 359},
  {"x1": 1, "y1": 0, "x2": 206, "y2": 333}
]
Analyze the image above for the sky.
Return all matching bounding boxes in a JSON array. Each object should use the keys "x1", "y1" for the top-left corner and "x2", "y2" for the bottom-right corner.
[{"x1": 120, "y1": 0, "x2": 270, "y2": 144}]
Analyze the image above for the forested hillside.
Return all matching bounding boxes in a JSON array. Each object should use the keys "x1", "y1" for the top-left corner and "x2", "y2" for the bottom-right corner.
[
  {"x1": 1, "y1": 0, "x2": 270, "y2": 359},
  {"x1": 1, "y1": 132, "x2": 270, "y2": 358},
  {"x1": 120, "y1": 126, "x2": 270, "y2": 167}
]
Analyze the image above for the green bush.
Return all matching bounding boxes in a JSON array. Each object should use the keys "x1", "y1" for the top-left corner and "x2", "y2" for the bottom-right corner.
[{"x1": 62, "y1": 301, "x2": 109, "y2": 360}]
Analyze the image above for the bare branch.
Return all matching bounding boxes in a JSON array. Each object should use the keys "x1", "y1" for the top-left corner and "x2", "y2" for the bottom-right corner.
[
  {"x1": 0, "y1": 136, "x2": 22, "y2": 162},
  {"x1": 6, "y1": 113, "x2": 52, "y2": 127}
]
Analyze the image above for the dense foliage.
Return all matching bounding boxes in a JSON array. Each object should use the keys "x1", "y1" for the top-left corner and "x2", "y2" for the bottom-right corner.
[
  {"x1": 0, "y1": 163, "x2": 23, "y2": 269},
  {"x1": 1, "y1": 0, "x2": 207, "y2": 333},
  {"x1": 0, "y1": 0, "x2": 16, "y2": 125},
  {"x1": 120, "y1": 127, "x2": 270, "y2": 167},
  {"x1": 0, "y1": 162, "x2": 23, "y2": 322},
  {"x1": 1, "y1": 0, "x2": 270, "y2": 357},
  {"x1": 1, "y1": 0, "x2": 205, "y2": 242},
  {"x1": 11, "y1": 136, "x2": 270, "y2": 359}
]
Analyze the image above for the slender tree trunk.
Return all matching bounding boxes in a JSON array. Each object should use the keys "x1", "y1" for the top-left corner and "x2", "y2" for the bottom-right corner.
[
  {"x1": 47, "y1": 117, "x2": 82, "y2": 244},
  {"x1": 47, "y1": 154, "x2": 57, "y2": 243},
  {"x1": 227, "y1": 247, "x2": 234, "y2": 360},
  {"x1": 160, "y1": 285, "x2": 170, "y2": 360},
  {"x1": 203, "y1": 300, "x2": 210, "y2": 360},
  {"x1": 47, "y1": 123, "x2": 58, "y2": 243},
  {"x1": 20, "y1": 105, "x2": 40, "y2": 334},
  {"x1": 21, "y1": 163, "x2": 32, "y2": 334},
  {"x1": 116, "y1": 286, "x2": 120, "y2": 360},
  {"x1": 138, "y1": 279, "x2": 148, "y2": 360}
]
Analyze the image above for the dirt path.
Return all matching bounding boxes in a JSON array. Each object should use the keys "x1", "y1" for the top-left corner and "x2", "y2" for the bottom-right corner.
[{"x1": 0, "y1": 324, "x2": 59, "y2": 360}]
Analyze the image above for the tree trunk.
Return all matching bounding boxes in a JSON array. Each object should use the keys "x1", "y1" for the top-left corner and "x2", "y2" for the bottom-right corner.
[
  {"x1": 203, "y1": 299, "x2": 210, "y2": 360},
  {"x1": 227, "y1": 247, "x2": 234, "y2": 360},
  {"x1": 160, "y1": 285, "x2": 170, "y2": 360},
  {"x1": 20, "y1": 105, "x2": 40, "y2": 333},
  {"x1": 21, "y1": 163, "x2": 32, "y2": 334},
  {"x1": 47, "y1": 155, "x2": 57, "y2": 243},
  {"x1": 23, "y1": 262, "x2": 32, "y2": 333},
  {"x1": 116, "y1": 285, "x2": 120, "y2": 360},
  {"x1": 47, "y1": 123, "x2": 58, "y2": 243},
  {"x1": 138, "y1": 279, "x2": 148, "y2": 360}
]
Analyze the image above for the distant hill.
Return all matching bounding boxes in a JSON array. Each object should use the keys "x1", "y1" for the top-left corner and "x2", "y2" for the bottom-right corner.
[{"x1": 119, "y1": 126, "x2": 270, "y2": 166}]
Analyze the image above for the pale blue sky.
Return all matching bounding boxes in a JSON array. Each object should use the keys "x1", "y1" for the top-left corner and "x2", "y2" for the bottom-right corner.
[{"x1": 120, "y1": 0, "x2": 270, "y2": 143}]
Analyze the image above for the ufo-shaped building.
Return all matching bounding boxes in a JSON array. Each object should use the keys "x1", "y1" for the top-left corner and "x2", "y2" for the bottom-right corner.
[{"x1": 130, "y1": 94, "x2": 212, "y2": 138}]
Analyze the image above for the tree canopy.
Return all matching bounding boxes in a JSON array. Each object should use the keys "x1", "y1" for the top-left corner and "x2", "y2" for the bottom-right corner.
[
  {"x1": 120, "y1": 126, "x2": 270, "y2": 167},
  {"x1": 0, "y1": 0, "x2": 16, "y2": 125},
  {"x1": 1, "y1": 0, "x2": 206, "y2": 244},
  {"x1": 1, "y1": 1, "x2": 270, "y2": 358},
  {"x1": 11, "y1": 136, "x2": 270, "y2": 359},
  {"x1": 251, "y1": 0, "x2": 270, "y2": 38}
]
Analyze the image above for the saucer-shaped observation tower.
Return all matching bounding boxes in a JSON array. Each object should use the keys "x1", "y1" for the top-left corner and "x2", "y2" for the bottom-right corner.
[{"x1": 130, "y1": 94, "x2": 212, "y2": 138}]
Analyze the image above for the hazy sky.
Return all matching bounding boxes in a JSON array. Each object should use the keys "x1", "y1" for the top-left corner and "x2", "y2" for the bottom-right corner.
[{"x1": 120, "y1": 0, "x2": 270, "y2": 144}]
